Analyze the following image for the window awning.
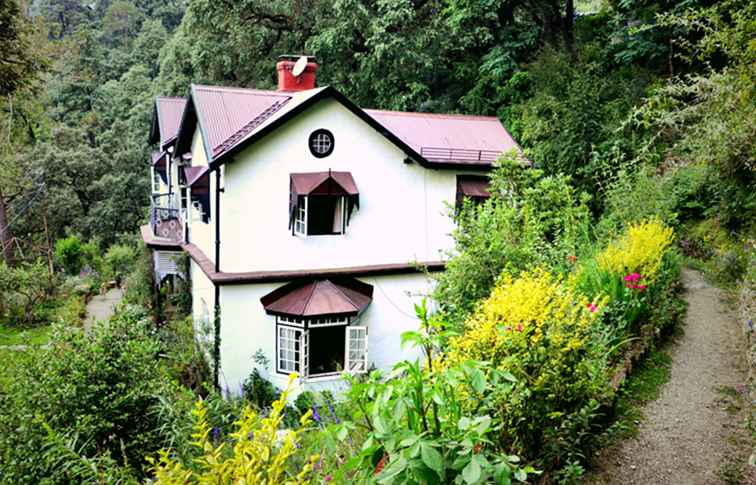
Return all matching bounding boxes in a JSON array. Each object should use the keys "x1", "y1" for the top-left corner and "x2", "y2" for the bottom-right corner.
[
  {"x1": 290, "y1": 171, "x2": 358, "y2": 196},
  {"x1": 456, "y1": 175, "x2": 490, "y2": 206},
  {"x1": 152, "y1": 151, "x2": 167, "y2": 169},
  {"x1": 261, "y1": 278, "x2": 373, "y2": 318},
  {"x1": 183, "y1": 166, "x2": 209, "y2": 193},
  {"x1": 289, "y1": 171, "x2": 360, "y2": 231}
]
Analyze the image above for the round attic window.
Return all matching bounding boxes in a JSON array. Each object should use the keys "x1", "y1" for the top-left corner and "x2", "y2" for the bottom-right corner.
[{"x1": 309, "y1": 129, "x2": 334, "y2": 158}]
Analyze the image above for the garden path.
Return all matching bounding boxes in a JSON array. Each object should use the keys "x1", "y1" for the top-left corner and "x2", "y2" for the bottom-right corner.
[
  {"x1": 591, "y1": 268, "x2": 752, "y2": 484},
  {"x1": 83, "y1": 287, "x2": 124, "y2": 333}
]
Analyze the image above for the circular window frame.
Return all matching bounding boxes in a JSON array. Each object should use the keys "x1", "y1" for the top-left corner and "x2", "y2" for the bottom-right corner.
[{"x1": 308, "y1": 129, "x2": 335, "y2": 158}]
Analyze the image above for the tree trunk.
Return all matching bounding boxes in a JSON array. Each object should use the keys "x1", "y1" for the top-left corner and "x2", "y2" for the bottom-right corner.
[
  {"x1": 563, "y1": 0, "x2": 575, "y2": 55},
  {"x1": 0, "y1": 193, "x2": 15, "y2": 267}
]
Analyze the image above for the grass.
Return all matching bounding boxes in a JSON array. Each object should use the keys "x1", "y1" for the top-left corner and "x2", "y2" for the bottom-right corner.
[
  {"x1": 601, "y1": 347, "x2": 674, "y2": 444},
  {"x1": 0, "y1": 323, "x2": 53, "y2": 346}
]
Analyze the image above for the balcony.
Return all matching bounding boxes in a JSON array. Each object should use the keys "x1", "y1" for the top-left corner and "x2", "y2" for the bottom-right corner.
[{"x1": 150, "y1": 194, "x2": 183, "y2": 244}]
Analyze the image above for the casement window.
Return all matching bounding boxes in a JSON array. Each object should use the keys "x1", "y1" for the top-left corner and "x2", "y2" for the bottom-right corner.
[
  {"x1": 275, "y1": 318, "x2": 368, "y2": 377},
  {"x1": 152, "y1": 168, "x2": 162, "y2": 192},
  {"x1": 289, "y1": 172, "x2": 359, "y2": 237},
  {"x1": 293, "y1": 195, "x2": 347, "y2": 236}
]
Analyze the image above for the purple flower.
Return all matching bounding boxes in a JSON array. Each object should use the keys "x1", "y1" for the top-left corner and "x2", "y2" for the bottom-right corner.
[
  {"x1": 325, "y1": 398, "x2": 341, "y2": 424},
  {"x1": 211, "y1": 427, "x2": 221, "y2": 441},
  {"x1": 312, "y1": 404, "x2": 322, "y2": 423},
  {"x1": 324, "y1": 475, "x2": 333, "y2": 482}
]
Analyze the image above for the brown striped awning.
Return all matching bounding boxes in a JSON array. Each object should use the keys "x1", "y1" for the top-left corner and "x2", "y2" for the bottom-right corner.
[{"x1": 261, "y1": 278, "x2": 373, "y2": 318}]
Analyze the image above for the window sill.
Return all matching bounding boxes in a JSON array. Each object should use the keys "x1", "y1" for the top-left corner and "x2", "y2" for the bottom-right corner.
[{"x1": 304, "y1": 372, "x2": 344, "y2": 382}]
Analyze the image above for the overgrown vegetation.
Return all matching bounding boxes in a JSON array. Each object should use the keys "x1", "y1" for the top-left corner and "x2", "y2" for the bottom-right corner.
[{"x1": 0, "y1": 0, "x2": 753, "y2": 483}]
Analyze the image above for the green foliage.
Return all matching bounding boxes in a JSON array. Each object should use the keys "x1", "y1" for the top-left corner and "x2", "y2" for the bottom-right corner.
[
  {"x1": 242, "y1": 369, "x2": 282, "y2": 410},
  {"x1": 312, "y1": 304, "x2": 535, "y2": 484},
  {"x1": 0, "y1": 307, "x2": 182, "y2": 482},
  {"x1": 0, "y1": 260, "x2": 54, "y2": 325},
  {"x1": 434, "y1": 154, "x2": 591, "y2": 327},
  {"x1": 103, "y1": 243, "x2": 137, "y2": 284}
]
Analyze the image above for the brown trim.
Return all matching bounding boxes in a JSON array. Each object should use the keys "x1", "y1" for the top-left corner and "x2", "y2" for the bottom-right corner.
[
  {"x1": 140, "y1": 225, "x2": 183, "y2": 250},
  {"x1": 182, "y1": 242, "x2": 445, "y2": 285}
]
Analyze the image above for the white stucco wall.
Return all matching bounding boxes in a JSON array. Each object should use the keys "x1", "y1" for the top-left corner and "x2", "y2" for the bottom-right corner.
[
  {"x1": 186, "y1": 130, "x2": 215, "y2": 263},
  {"x1": 190, "y1": 260, "x2": 216, "y2": 356},
  {"x1": 220, "y1": 99, "x2": 462, "y2": 273},
  {"x1": 217, "y1": 272, "x2": 433, "y2": 396}
]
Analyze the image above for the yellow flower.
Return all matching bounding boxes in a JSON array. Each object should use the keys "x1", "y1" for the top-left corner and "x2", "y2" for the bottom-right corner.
[{"x1": 596, "y1": 219, "x2": 674, "y2": 281}]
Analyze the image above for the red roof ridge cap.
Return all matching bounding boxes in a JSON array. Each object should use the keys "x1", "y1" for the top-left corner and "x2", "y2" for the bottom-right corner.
[
  {"x1": 192, "y1": 84, "x2": 290, "y2": 97},
  {"x1": 365, "y1": 108, "x2": 500, "y2": 121}
]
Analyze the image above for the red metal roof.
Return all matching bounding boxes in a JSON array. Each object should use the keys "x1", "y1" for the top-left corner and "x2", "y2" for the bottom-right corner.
[
  {"x1": 291, "y1": 171, "x2": 358, "y2": 195},
  {"x1": 180, "y1": 84, "x2": 520, "y2": 168},
  {"x1": 191, "y1": 85, "x2": 292, "y2": 158},
  {"x1": 365, "y1": 109, "x2": 519, "y2": 165},
  {"x1": 261, "y1": 278, "x2": 373, "y2": 317},
  {"x1": 155, "y1": 97, "x2": 187, "y2": 146}
]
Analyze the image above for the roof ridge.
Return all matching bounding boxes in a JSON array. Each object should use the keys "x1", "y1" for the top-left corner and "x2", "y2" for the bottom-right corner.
[
  {"x1": 365, "y1": 108, "x2": 499, "y2": 121},
  {"x1": 192, "y1": 84, "x2": 289, "y2": 97},
  {"x1": 301, "y1": 280, "x2": 322, "y2": 315},
  {"x1": 329, "y1": 280, "x2": 361, "y2": 311},
  {"x1": 212, "y1": 97, "x2": 291, "y2": 157}
]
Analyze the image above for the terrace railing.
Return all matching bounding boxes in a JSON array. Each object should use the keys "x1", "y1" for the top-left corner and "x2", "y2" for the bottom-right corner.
[{"x1": 420, "y1": 146, "x2": 501, "y2": 163}]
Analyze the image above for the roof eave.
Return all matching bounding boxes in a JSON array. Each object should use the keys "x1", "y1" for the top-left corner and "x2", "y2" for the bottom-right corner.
[{"x1": 208, "y1": 86, "x2": 435, "y2": 171}]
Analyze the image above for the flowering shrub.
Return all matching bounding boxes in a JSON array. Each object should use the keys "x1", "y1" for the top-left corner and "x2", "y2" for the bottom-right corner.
[
  {"x1": 446, "y1": 269, "x2": 611, "y2": 470},
  {"x1": 149, "y1": 374, "x2": 318, "y2": 484},
  {"x1": 596, "y1": 219, "x2": 675, "y2": 282}
]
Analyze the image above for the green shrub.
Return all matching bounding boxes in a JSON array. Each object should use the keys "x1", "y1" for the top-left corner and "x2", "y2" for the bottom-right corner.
[
  {"x1": 54, "y1": 235, "x2": 85, "y2": 275},
  {"x1": 434, "y1": 155, "x2": 591, "y2": 328},
  {"x1": 0, "y1": 260, "x2": 55, "y2": 325},
  {"x1": 104, "y1": 243, "x2": 138, "y2": 285},
  {"x1": 242, "y1": 369, "x2": 281, "y2": 410},
  {"x1": 0, "y1": 306, "x2": 183, "y2": 482}
]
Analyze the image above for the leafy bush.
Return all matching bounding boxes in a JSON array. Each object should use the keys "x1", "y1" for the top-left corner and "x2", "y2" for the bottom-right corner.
[
  {"x1": 54, "y1": 235, "x2": 85, "y2": 275},
  {"x1": 596, "y1": 219, "x2": 675, "y2": 283},
  {"x1": 305, "y1": 305, "x2": 535, "y2": 484},
  {"x1": 149, "y1": 375, "x2": 319, "y2": 484},
  {"x1": 0, "y1": 306, "x2": 182, "y2": 482},
  {"x1": 104, "y1": 243, "x2": 138, "y2": 285},
  {"x1": 446, "y1": 269, "x2": 610, "y2": 471},
  {"x1": 0, "y1": 260, "x2": 55, "y2": 325},
  {"x1": 242, "y1": 368, "x2": 281, "y2": 410},
  {"x1": 434, "y1": 155, "x2": 591, "y2": 327}
]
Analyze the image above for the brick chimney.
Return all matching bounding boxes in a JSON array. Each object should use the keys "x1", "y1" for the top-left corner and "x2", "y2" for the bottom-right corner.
[{"x1": 277, "y1": 55, "x2": 318, "y2": 92}]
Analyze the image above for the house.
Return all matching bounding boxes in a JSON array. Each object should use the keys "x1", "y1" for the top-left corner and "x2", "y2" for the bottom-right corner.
[{"x1": 141, "y1": 56, "x2": 521, "y2": 395}]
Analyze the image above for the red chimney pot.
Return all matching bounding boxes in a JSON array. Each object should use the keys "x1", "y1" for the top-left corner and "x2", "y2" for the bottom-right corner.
[{"x1": 277, "y1": 58, "x2": 318, "y2": 92}]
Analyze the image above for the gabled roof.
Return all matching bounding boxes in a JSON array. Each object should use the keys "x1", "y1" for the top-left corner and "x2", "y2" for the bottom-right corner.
[
  {"x1": 365, "y1": 110, "x2": 520, "y2": 166},
  {"x1": 149, "y1": 97, "x2": 187, "y2": 148},
  {"x1": 171, "y1": 84, "x2": 521, "y2": 171}
]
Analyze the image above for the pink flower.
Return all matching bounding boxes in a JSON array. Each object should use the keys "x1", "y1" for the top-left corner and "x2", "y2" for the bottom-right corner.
[
  {"x1": 516, "y1": 323, "x2": 523, "y2": 332},
  {"x1": 623, "y1": 273, "x2": 641, "y2": 283},
  {"x1": 587, "y1": 303, "x2": 597, "y2": 313},
  {"x1": 637, "y1": 285, "x2": 647, "y2": 291},
  {"x1": 324, "y1": 475, "x2": 333, "y2": 482}
]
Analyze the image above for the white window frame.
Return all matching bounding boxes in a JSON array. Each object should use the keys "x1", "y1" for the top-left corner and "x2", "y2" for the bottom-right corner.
[
  {"x1": 294, "y1": 195, "x2": 307, "y2": 236},
  {"x1": 345, "y1": 326, "x2": 368, "y2": 374},
  {"x1": 277, "y1": 325, "x2": 303, "y2": 374},
  {"x1": 152, "y1": 167, "x2": 162, "y2": 192},
  {"x1": 311, "y1": 132, "x2": 333, "y2": 155},
  {"x1": 293, "y1": 195, "x2": 347, "y2": 237},
  {"x1": 275, "y1": 319, "x2": 367, "y2": 377}
]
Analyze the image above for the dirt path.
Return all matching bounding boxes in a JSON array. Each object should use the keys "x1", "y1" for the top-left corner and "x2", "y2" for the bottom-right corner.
[
  {"x1": 591, "y1": 269, "x2": 750, "y2": 484},
  {"x1": 83, "y1": 287, "x2": 124, "y2": 333}
]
